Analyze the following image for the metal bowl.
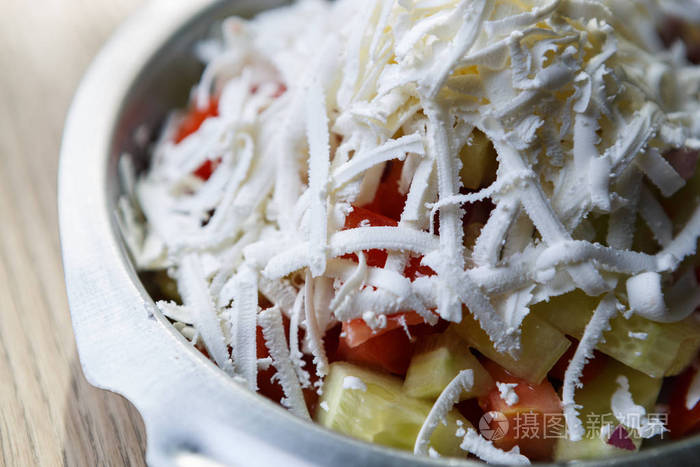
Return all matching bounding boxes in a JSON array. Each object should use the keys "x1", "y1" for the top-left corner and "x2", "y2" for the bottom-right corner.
[{"x1": 58, "y1": 1, "x2": 700, "y2": 465}]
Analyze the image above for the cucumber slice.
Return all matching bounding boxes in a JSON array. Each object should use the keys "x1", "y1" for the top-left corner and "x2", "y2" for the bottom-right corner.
[
  {"x1": 459, "y1": 129, "x2": 498, "y2": 190},
  {"x1": 554, "y1": 435, "x2": 640, "y2": 461},
  {"x1": 553, "y1": 359, "x2": 661, "y2": 461},
  {"x1": 452, "y1": 313, "x2": 570, "y2": 384},
  {"x1": 403, "y1": 329, "x2": 494, "y2": 400},
  {"x1": 316, "y1": 362, "x2": 469, "y2": 456},
  {"x1": 577, "y1": 358, "x2": 662, "y2": 416},
  {"x1": 534, "y1": 291, "x2": 700, "y2": 378}
]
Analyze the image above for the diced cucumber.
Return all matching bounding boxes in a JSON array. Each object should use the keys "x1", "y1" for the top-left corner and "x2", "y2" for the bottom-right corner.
[
  {"x1": 451, "y1": 313, "x2": 570, "y2": 384},
  {"x1": 577, "y1": 358, "x2": 662, "y2": 416},
  {"x1": 534, "y1": 291, "x2": 700, "y2": 378},
  {"x1": 316, "y1": 362, "x2": 469, "y2": 456},
  {"x1": 554, "y1": 435, "x2": 640, "y2": 461},
  {"x1": 459, "y1": 129, "x2": 498, "y2": 190},
  {"x1": 403, "y1": 329, "x2": 494, "y2": 400},
  {"x1": 553, "y1": 359, "x2": 661, "y2": 461}
]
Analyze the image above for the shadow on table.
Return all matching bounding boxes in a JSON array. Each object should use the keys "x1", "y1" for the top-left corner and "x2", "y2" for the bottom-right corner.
[{"x1": 63, "y1": 356, "x2": 147, "y2": 466}]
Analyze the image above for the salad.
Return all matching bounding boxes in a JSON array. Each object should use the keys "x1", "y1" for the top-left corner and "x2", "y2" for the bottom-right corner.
[{"x1": 120, "y1": 0, "x2": 700, "y2": 463}]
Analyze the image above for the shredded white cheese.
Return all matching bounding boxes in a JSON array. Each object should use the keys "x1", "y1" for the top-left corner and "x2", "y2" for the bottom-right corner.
[
  {"x1": 686, "y1": 368, "x2": 700, "y2": 410},
  {"x1": 258, "y1": 306, "x2": 310, "y2": 419},
  {"x1": 611, "y1": 375, "x2": 667, "y2": 438},
  {"x1": 627, "y1": 331, "x2": 648, "y2": 340},
  {"x1": 124, "y1": 0, "x2": 700, "y2": 457},
  {"x1": 459, "y1": 428, "x2": 530, "y2": 465},
  {"x1": 562, "y1": 294, "x2": 618, "y2": 441},
  {"x1": 342, "y1": 376, "x2": 367, "y2": 392},
  {"x1": 228, "y1": 265, "x2": 259, "y2": 391},
  {"x1": 496, "y1": 382, "x2": 520, "y2": 406},
  {"x1": 414, "y1": 370, "x2": 474, "y2": 456}
]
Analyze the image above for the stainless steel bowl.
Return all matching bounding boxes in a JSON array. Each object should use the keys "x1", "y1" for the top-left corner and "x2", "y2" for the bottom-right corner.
[{"x1": 58, "y1": 1, "x2": 700, "y2": 465}]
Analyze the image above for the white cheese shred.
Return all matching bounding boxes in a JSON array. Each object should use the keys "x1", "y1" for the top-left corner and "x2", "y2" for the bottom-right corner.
[
  {"x1": 176, "y1": 254, "x2": 234, "y2": 376},
  {"x1": 414, "y1": 369, "x2": 474, "y2": 456},
  {"x1": 611, "y1": 375, "x2": 667, "y2": 438},
  {"x1": 127, "y1": 0, "x2": 700, "y2": 446},
  {"x1": 459, "y1": 428, "x2": 530, "y2": 465},
  {"x1": 304, "y1": 270, "x2": 329, "y2": 392},
  {"x1": 306, "y1": 83, "x2": 331, "y2": 277},
  {"x1": 342, "y1": 376, "x2": 367, "y2": 392},
  {"x1": 229, "y1": 265, "x2": 259, "y2": 391},
  {"x1": 562, "y1": 293, "x2": 618, "y2": 441},
  {"x1": 258, "y1": 306, "x2": 311, "y2": 419},
  {"x1": 496, "y1": 382, "x2": 520, "y2": 406},
  {"x1": 686, "y1": 368, "x2": 700, "y2": 411}
]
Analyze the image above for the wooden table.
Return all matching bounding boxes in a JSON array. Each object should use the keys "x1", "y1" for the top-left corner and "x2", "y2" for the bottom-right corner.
[{"x1": 0, "y1": 1, "x2": 148, "y2": 465}]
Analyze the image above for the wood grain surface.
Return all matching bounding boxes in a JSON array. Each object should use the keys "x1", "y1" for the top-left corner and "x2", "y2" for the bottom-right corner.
[{"x1": 0, "y1": 1, "x2": 149, "y2": 465}]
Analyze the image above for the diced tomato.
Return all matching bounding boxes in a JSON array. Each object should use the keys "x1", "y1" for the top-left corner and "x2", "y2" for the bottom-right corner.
[
  {"x1": 255, "y1": 318, "x2": 321, "y2": 413},
  {"x1": 548, "y1": 337, "x2": 608, "y2": 384},
  {"x1": 339, "y1": 204, "x2": 437, "y2": 353},
  {"x1": 342, "y1": 206, "x2": 436, "y2": 279},
  {"x1": 479, "y1": 359, "x2": 562, "y2": 461},
  {"x1": 336, "y1": 326, "x2": 415, "y2": 375},
  {"x1": 192, "y1": 159, "x2": 221, "y2": 181},
  {"x1": 342, "y1": 311, "x2": 425, "y2": 348},
  {"x1": 361, "y1": 160, "x2": 407, "y2": 222},
  {"x1": 342, "y1": 205, "x2": 397, "y2": 268},
  {"x1": 343, "y1": 205, "x2": 398, "y2": 229},
  {"x1": 174, "y1": 97, "x2": 219, "y2": 144},
  {"x1": 403, "y1": 255, "x2": 436, "y2": 280},
  {"x1": 668, "y1": 365, "x2": 700, "y2": 438}
]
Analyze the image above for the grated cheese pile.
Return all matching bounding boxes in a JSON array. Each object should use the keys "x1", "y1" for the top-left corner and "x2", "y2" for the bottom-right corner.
[{"x1": 122, "y1": 0, "x2": 700, "y2": 461}]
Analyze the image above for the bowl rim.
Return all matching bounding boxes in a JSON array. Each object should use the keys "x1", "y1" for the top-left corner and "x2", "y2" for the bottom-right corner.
[{"x1": 58, "y1": 0, "x2": 700, "y2": 465}]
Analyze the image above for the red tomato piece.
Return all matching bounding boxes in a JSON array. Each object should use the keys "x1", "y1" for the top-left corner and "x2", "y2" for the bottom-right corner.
[
  {"x1": 403, "y1": 255, "x2": 436, "y2": 280},
  {"x1": 343, "y1": 205, "x2": 398, "y2": 229},
  {"x1": 341, "y1": 311, "x2": 425, "y2": 348},
  {"x1": 361, "y1": 160, "x2": 406, "y2": 222},
  {"x1": 192, "y1": 158, "x2": 221, "y2": 181},
  {"x1": 668, "y1": 365, "x2": 700, "y2": 438},
  {"x1": 336, "y1": 326, "x2": 415, "y2": 375},
  {"x1": 342, "y1": 205, "x2": 397, "y2": 268},
  {"x1": 174, "y1": 97, "x2": 219, "y2": 144},
  {"x1": 479, "y1": 359, "x2": 562, "y2": 461}
]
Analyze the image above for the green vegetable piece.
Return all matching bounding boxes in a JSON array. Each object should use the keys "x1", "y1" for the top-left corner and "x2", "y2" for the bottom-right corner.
[
  {"x1": 534, "y1": 291, "x2": 700, "y2": 377},
  {"x1": 553, "y1": 359, "x2": 661, "y2": 461},
  {"x1": 316, "y1": 362, "x2": 468, "y2": 457},
  {"x1": 459, "y1": 129, "x2": 498, "y2": 190},
  {"x1": 403, "y1": 329, "x2": 494, "y2": 400},
  {"x1": 452, "y1": 312, "x2": 571, "y2": 384},
  {"x1": 554, "y1": 435, "x2": 641, "y2": 461}
]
